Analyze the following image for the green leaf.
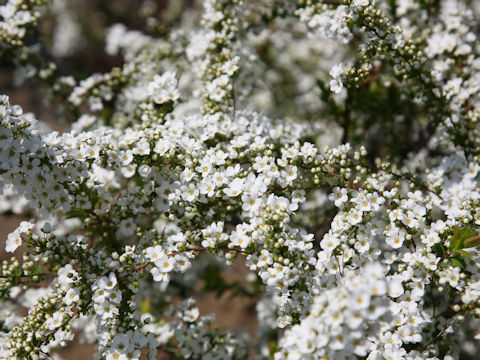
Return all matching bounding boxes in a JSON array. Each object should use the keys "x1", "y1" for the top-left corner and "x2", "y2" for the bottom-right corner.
[
  {"x1": 65, "y1": 208, "x2": 86, "y2": 219},
  {"x1": 453, "y1": 249, "x2": 473, "y2": 259},
  {"x1": 449, "y1": 256, "x2": 466, "y2": 269},
  {"x1": 432, "y1": 243, "x2": 447, "y2": 258},
  {"x1": 463, "y1": 235, "x2": 480, "y2": 248},
  {"x1": 450, "y1": 227, "x2": 479, "y2": 250}
]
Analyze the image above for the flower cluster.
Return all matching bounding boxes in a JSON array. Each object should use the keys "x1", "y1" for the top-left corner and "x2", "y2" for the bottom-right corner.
[
  {"x1": 2, "y1": 0, "x2": 480, "y2": 359},
  {"x1": 0, "y1": 0, "x2": 46, "y2": 49},
  {"x1": 276, "y1": 262, "x2": 391, "y2": 359},
  {"x1": 166, "y1": 299, "x2": 250, "y2": 359},
  {"x1": 147, "y1": 72, "x2": 179, "y2": 105}
]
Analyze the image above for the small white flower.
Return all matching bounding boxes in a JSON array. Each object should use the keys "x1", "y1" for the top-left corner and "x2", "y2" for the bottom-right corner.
[
  {"x1": 329, "y1": 63, "x2": 344, "y2": 78},
  {"x1": 64, "y1": 288, "x2": 80, "y2": 306},
  {"x1": 134, "y1": 140, "x2": 150, "y2": 156},
  {"x1": 183, "y1": 307, "x2": 200, "y2": 322},
  {"x1": 422, "y1": 231, "x2": 440, "y2": 247},
  {"x1": 118, "y1": 218, "x2": 136, "y2": 237},
  {"x1": 385, "y1": 227, "x2": 405, "y2": 249},
  {"x1": 5, "y1": 220, "x2": 34, "y2": 253},
  {"x1": 230, "y1": 230, "x2": 251, "y2": 249},
  {"x1": 329, "y1": 187, "x2": 348, "y2": 207},
  {"x1": 157, "y1": 257, "x2": 175, "y2": 273},
  {"x1": 5, "y1": 232, "x2": 22, "y2": 253},
  {"x1": 146, "y1": 245, "x2": 166, "y2": 265},
  {"x1": 224, "y1": 177, "x2": 244, "y2": 197},
  {"x1": 94, "y1": 302, "x2": 119, "y2": 320},
  {"x1": 330, "y1": 77, "x2": 343, "y2": 93},
  {"x1": 121, "y1": 164, "x2": 136, "y2": 178},
  {"x1": 347, "y1": 209, "x2": 363, "y2": 225},
  {"x1": 138, "y1": 164, "x2": 151, "y2": 177},
  {"x1": 120, "y1": 150, "x2": 133, "y2": 166},
  {"x1": 221, "y1": 56, "x2": 239, "y2": 76},
  {"x1": 45, "y1": 311, "x2": 64, "y2": 330},
  {"x1": 98, "y1": 272, "x2": 118, "y2": 290},
  {"x1": 147, "y1": 72, "x2": 179, "y2": 104},
  {"x1": 353, "y1": 0, "x2": 369, "y2": 7}
]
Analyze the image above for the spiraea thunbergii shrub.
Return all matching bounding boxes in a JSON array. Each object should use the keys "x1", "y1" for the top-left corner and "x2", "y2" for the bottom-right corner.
[{"x1": 2, "y1": 0, "x2": 480, "y2": 359}]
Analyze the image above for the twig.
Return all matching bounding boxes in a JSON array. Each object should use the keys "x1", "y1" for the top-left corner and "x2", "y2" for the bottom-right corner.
[
  {"x1": 39, "y1": 350, "x2": 55, "y2": 360},
  {"x1": 422, "y1": 313, "x2": 460, "y2": 350}
]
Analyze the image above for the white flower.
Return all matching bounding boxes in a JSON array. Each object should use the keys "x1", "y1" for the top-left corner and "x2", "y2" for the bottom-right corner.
[
  {"x1": 320, "y1": 233, "x2": 340, "y2": 253},
  {"x1": 138, "y1": 164, "x2": 151, "y2": 177},
  {"x1": 221, "y1": 56, "x2": 239, "y2": 76},
  {"x1": 283, "y1": 165, "x2": 298, "y2": 183},
  {"x1": 391, "y1": 34, "x2": 405, "y2": 49},
  {"x1": 385, "y1": 227, "x2": 405, "y2": 249},
  {"x1": 367, "y1": 192, "x2": 385, "y2": 211},
  {"x1": 181, "y1": 183, "x2": 199, "y2": 202},
  {"x1": 387, "y1": 278, "x2": 404, "y2": 298},
  {"x1": 121, "y1": 164, "x2": 136, "y2": 178},
  {"x1": 230, "y1": 230, "x2": 251, "y2": 249},
  {"x1": 118, "y1": 218, "x2": 136, "y2": 237},
  {"x1": 223, "y1": 177, "x2": 244, "y2": 197},
  {"x1": 147, "y1": 72, "x2": 179, "y2": 104},
  {"x1": 64, "y1": 288, "x2": 80, "y2": 306},
  {"x1": 120, "y1": 150, "x2": 133, "y2": 166},
  {"x1": 329, "y1": 63, "x2": 344, "y2": 78},
  {"x1": 5, "y1": 232, "x2": 22, "y2": 253},
  {"x1": 196, "y1": 162, "x2": 212, "y2": 177},
  {"x1": 5, "y1": 220, "x2": 34, "y2": 253},
  {"x1": 57, "y1": 265, "x2": 77, "y2": 287},
  {"x1": 106, "y1": 289, "x2": 122, "y2": 304},
  {"x1": 329, "y1": 187, "x2": 348, "y2": 207},
  {"x1": 199, "y1": 179, "x2": 216, "y2": 197},
  {"x1": 153, "y1": 139, "x2": 173, "y2": 155},
  {"x1": 180, "y1": 168, "x2": 195, "y2": 182},
  {"x1": 422, "y1": 231, "x2": 440, "y2": 247},
  {"x1": 353, "y1": 0, "x2": 369, "y2": 7},
  {"x1": 146, "y1": 245, "x2": 166, "y2": 265},
  {"x1": 134, "y1": 140, "x2": 150, "y2": 156},
  {"x1": 98, "y1": 273, "x2": 118, "y2": 290},
  {"x1": 93, "y1": 288, "x2": 108, "y2": 303},
  {"x1": 175, "y1": 256, "x2": 191, "y2": 272},
  {"x1": 157, "y1": 257, "x2": 175, "y2": 273},
  {"x1": 45, "y1": 311, "x2": 64, "y2": 330},
  {"x1": 212, "y1": 171, "x2": 227, "y2": 186},
  {"x1": 183, "y1": 307, "x2": 200, "y2": 322},
  {"x1": 347, "y1": 209, "x2": 363, "y2": 225},
  {"x1": 330, "y1": 78, "x2": 343, "y2": 93},
  {"x1": 150, "y1": 267, "x2": 170, "y2": 282},
  {"x1": 94, "y1": 302, "x2": 119, "y2": 321}
]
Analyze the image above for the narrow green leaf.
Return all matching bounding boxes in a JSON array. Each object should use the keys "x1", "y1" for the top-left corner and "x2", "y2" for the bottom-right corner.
[
  {"x1": 453, "y1": 249, "x2": 473, "y2": 259},
  {"x1": 450, "y1": 227, "x2": 479, "y2": 250},
  {"x1": 450, "y1": 256, "x2": 466, "y2": 269},
  {"x1": 463, "y1": 235, "x2": 480, "y2": 248}
]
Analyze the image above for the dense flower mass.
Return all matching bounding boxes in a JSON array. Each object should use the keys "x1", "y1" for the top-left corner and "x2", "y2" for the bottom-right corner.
[{"x1": 2, "y1": 0, "x2": 480, "y2": 359}]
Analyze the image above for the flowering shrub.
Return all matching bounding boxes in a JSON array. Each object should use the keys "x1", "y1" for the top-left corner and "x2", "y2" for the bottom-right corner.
[{"x1": 2, "y1": 0, "x2": 480, "y2": 359}]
